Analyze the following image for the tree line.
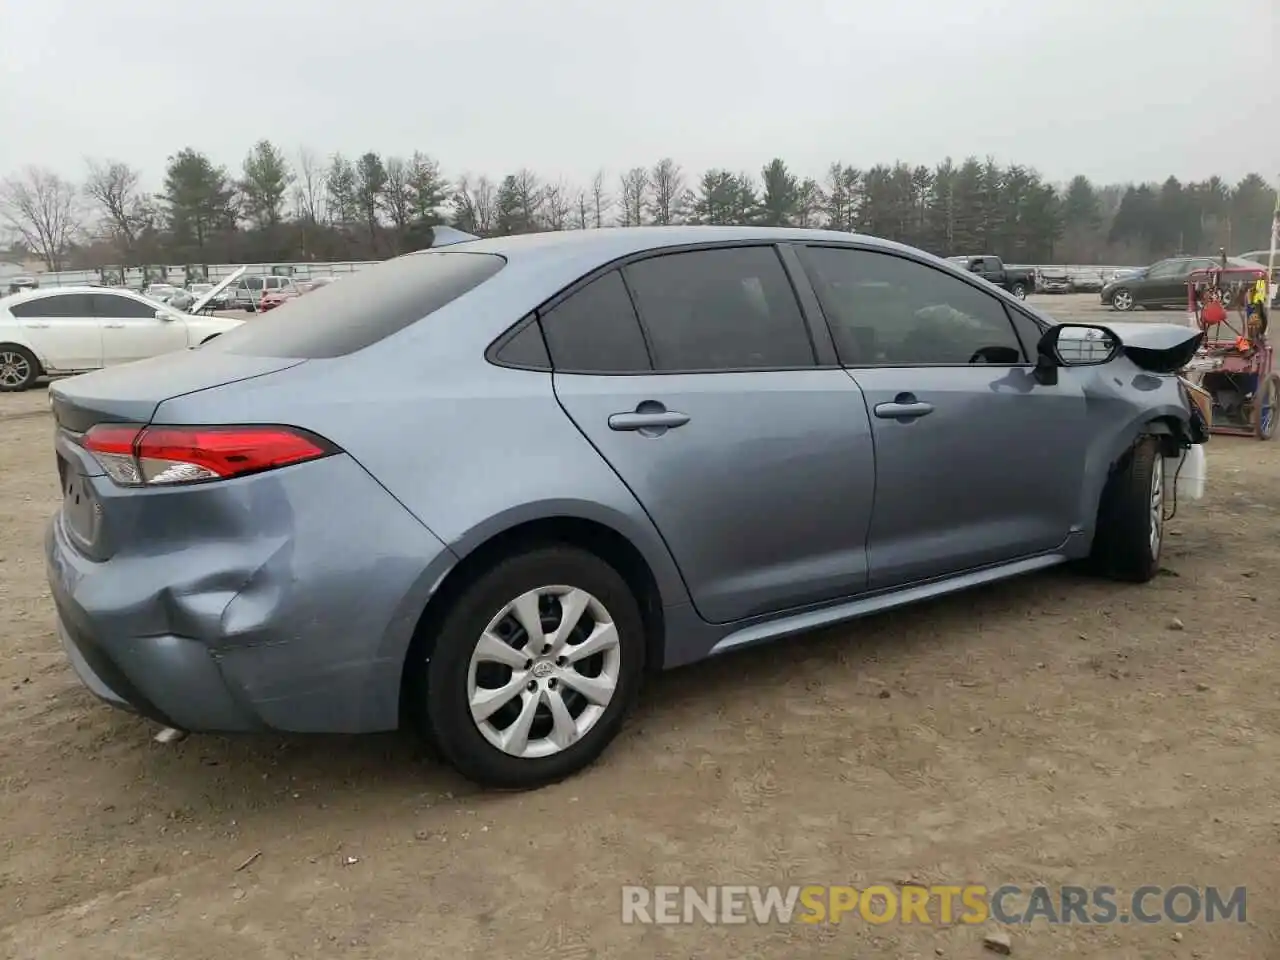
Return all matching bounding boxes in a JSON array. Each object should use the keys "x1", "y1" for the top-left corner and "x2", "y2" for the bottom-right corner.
[{"x1": 0, "y1": 140, "x2": 1274, "y2": 273}]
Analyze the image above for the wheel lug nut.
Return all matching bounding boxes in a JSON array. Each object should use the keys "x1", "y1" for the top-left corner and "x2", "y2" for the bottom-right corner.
[
  {"x1": 524, "y1": 660, "x2": 533, "y2": 670},
  {"x1": 556, "y1": 657, "x2": 566, "y2": 666},
  {"x1": 548, "y1": 678, "x2": 558, "y2": 689},
  {"x1": 542, "y1": 644, "x2": 552, "y2": 654},
  {"x1": 527, "y1": 680, "x2": 537, "y2": 691}
]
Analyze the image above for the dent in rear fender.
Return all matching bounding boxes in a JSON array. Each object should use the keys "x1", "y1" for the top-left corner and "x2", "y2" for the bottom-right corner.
[
  {"x1": 60, "y1": 454, "x2": 457, "y2": 734},
  {"x1": 1074, "y1": 363, "x2": 1190, "y2": 536},
  {"x1": 208, "y1": 455, "x2": 459, "y2": 732}
]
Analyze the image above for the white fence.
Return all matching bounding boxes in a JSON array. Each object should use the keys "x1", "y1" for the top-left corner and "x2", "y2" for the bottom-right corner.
[
  {"x1": 8, "y1": 259, "x2": 1140, "y2": 292},
  {"x1": 3, "y1": 260, "x2": 377, "y2": 290}
]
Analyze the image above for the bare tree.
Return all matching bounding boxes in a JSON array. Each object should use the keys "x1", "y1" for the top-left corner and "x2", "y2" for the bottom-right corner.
[
  {"x1": 542, "y1": 180, "x2": 572, "y2": 231},
  {"x1": 618, "y1": 167, "x2": 649, "y2": 227},
  {"x1": 83, "y1": 159, "x2": 152, "y2": 262},
  {"x1": 575, "y1": 189, "x2": 590, "y2": 230},
  {"x1": 590, "y1": 170, "x2": 612, "y2": 228},
  {"x1": 513, "y1": 169, "x2": 544, "y2": 230},
  {"x1": 452, "y1": 173, "x2": 498, "y2": 236},
  {"x1": 0, "y1": 167, "x2": 81, "y2": 271},
  {"x1": 648, "y1": 158, "x2": 685, "y2": 225},
  {"x1": 293, "y1": 146, "x2": 327, "y2": 224},
  {"x1": 382, "y1": 156, "x2": 414, "y2": 244}
]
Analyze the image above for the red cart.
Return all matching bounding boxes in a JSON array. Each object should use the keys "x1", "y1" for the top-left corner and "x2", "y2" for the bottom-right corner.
[{"x1": 1184, "y1": 264, "x2": 1277, "y2": 439}]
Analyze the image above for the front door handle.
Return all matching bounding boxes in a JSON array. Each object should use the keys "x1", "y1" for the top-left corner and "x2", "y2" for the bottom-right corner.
[
  {"x1": 608, "y1": 410, "x2": 691, "y2": 432},
  {"x1": 25, "y1": 322, "x2": 49, "y2": 329},
  {"x1": 874, "y1": 393, "x2": 935, "y2": 421},
  {"x1": 102, "y1": 323, "x2": 124, "y2": 329}
]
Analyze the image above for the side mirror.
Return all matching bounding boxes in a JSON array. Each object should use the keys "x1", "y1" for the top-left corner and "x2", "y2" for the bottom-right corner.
[{"x1": 1034, "y1": 323, "x2": 1120, "y2": 385}]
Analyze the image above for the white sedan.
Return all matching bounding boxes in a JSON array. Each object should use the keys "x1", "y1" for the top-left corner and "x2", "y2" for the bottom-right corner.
[{"x1": 0, "y1": 269, "x2": 245, "y2": 392}]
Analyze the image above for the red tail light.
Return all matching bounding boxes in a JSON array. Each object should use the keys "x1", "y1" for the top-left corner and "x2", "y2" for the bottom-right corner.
[{"x1": 82, "y1": 424, "x2": 338, "y2": 486}]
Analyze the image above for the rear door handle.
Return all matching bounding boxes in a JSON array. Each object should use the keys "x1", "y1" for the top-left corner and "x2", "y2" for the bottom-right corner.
[
  {"x1": 25, "y1": 322, "x2": 49, "y2": 329},
  {"x1": 874, "y1": 399, "x2": 934, "y2": 420},
  {"x1": 103, "y1": 323, "x2": 124, "y2": 329},
  {"x1": 608, "y1": 410, "x2": 691, "y2": 431}
]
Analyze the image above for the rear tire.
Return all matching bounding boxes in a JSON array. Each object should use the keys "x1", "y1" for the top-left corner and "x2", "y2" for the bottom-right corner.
[
  {"x1": 1087, "y1": 436, "x2": 1165, "y2": 583},
  {"x1": 412, "y1": 545, "x2": 646, "y2": 789},
  {"x1": 0, "y1": 344, "x2": 40, "y2": 392}
]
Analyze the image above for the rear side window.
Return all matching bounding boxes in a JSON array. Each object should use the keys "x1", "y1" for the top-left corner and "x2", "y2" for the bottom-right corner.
[
  {"x1": 539, "y1": 270, "x2": 652, "y2": 373},
  {"x1": 622, "y1": 246, "x2": 815, "y2": 371},
  {"x1": 216, "y1": 251, "x2": 506, "y2": 358},
  {"x1": 10, "y1": 294, "x2": 94, "y2": 318}
]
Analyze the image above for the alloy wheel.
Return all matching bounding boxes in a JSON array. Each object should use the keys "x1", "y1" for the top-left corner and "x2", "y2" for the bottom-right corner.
[
  {"x1": 1113, "y1": 290, "x2": 1134, "y2": 311},
  {"x1": 467, "y1": 585, "x2": 622, "y2": 759},
  {"x1": 0, "y1": 350, "x2": 31, "y2": 388}
]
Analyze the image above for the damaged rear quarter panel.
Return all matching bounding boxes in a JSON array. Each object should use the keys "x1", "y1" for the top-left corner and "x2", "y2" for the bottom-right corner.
[{"x1": 79, "y1": 452, "x2": 457, "y2": 733}]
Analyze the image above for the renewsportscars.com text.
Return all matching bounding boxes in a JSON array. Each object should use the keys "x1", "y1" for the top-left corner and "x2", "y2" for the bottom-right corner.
[{"x1": 621, "y1": 884, "x2": 1247, "y2": 926}]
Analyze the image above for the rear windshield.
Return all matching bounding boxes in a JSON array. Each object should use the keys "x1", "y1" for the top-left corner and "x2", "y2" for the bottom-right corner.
[{"x1": 215, "y1": 251, "x2": 505, "y2": 358}]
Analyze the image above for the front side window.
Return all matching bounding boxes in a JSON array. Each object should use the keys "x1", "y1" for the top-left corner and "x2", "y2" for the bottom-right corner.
[
  {"x1": 1146, "y1": 260, "x2": 1183, "y2": 279},
  {"x1": 623, "y1": 246, "x2": 815, "y2": 372},
  {"x1": 804, "y1": 247, "x2": 1025, "y2": 366},
  {"x1": 93, "y1": 294, "x2": 157, "y2": 319}
]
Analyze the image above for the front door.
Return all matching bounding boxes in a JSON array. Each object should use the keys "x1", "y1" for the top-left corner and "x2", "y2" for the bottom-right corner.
[
  {"x1": 543, "y1": 248, "x2": 877, "y2": 625},
  {"x1": 9, "y1": 293, "x2": 102, "y2": 371},
  {"x1": 1142, "y1": 259, "x2": 1208, "y2": 307},
  {"x1": 799, "y1": 244, "x2": 1090, "y2": 589},
  {"x1": 94, "y1": 293, "x2": 188, "y2": 365}
]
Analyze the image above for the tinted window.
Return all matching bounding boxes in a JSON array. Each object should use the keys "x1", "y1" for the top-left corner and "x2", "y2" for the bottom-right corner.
[
  {"x1": 492, "y1": 319, "x2": 551, "y2": 370},
  {"x1": 623, "y1": 246, "x2": 814, "y2": 371},
  {"x1": 539, "y1": 270, "x2": 651, "y2": 373},
  {"x1": 244, "y1": 277, "x2": 264, "y2": 291},
  {"x1": 215, "y1": 251, "x2": 505, "y2": 359},
  {"x1": 9, "y1": 294, "x2": 94, "y2": 318},
  {"x1": 93, "y1": 293, "x2": 156, "y2": 318},
  {"x1": 804, "y1": 247, "x2": 1025, "y2": 366},
  {"x1": 1147, "y1": 260, "x2": 1186, "y2": 279}
]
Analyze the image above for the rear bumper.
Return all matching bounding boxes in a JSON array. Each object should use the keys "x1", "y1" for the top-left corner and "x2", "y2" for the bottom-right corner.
[
  {"x1": 45, "y1": 453, "x2": 459, "y2": 734},
  {"x1": 52, "y1": 577, "x2": 256, "y2": 730}
]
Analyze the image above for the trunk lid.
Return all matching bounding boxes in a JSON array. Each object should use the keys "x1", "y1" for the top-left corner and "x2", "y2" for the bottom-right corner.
[{"x1": 50, "y1": 350, "x2": 304, "y2": 434}]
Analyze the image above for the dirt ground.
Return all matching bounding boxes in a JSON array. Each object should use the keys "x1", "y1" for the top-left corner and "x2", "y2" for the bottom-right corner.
[{"x1": 1, "y1": 294, "x2": 1276, "y2": 959}]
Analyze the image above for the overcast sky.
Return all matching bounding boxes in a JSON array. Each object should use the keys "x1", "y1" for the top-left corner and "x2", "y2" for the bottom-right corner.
[{"x1": 2, "y1": 0, "x2": 1276, "y2": 191}]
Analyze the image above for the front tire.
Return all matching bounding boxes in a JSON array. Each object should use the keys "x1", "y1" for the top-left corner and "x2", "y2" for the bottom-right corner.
[
  {"x1": 1011, "y1": 282, "x2": 1027, "y2": 300},
  {"x1": 0, "y1": 344, "x2": 40, "y2": 392},
  {"x1": 1088, "y1": 436, "x2": 1165, "y2": 583},
  {"x1": 1111, "y1": 288, "x2": 1135, "y2": 311},
  {"x1": 414, "y1": 546, "x2": 646, "y2": 789}
]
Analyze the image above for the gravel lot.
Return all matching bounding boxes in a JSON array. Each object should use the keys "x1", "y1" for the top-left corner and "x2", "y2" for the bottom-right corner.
[{"x1": 1, "y1": 294, "x2": 1276, "y2": 959}]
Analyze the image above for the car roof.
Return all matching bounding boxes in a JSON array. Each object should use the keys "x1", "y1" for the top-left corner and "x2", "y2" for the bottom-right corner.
[{"x1": 422, "y1": 225, "x2": 932, "y2": 280}]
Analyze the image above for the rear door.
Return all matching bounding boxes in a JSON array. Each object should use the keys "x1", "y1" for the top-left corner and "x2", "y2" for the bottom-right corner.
[
  {"x1": 94, "y1": 292, "x2": 188, "y2": 365},
  {"x1": 547, "y1": 245, "x2": 876, "y2": 625},
  {"x1": 799, "y1": 244, "x2": 1091, "y2": 589},
  {"x1": 9, "y1": 293, "x2": 102, "y2": 371}
]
